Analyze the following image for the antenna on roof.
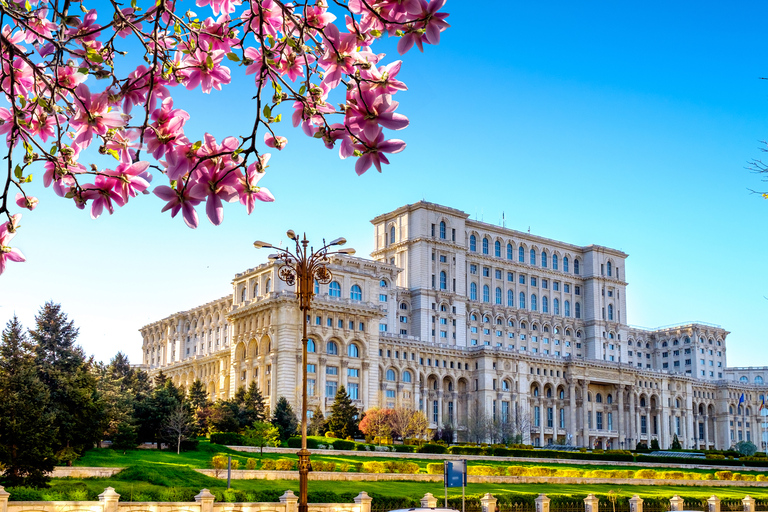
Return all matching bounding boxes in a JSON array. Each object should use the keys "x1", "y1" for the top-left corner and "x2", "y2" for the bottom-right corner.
[
  {"x1": 528, "y1": 227, "x2": 530, "y2": 233},
  {"x1": 502, "y1": 212, "x2": 506, "y2": 228}
]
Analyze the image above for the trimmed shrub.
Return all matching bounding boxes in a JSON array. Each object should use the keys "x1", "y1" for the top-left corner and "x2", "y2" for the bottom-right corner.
[
  {"x1": 506, "y1": 466, "x2": 526, "y2": 476},
  {"x1": 210, "y1": 432, "x2": 245, "y2": 445},
  {"x1": 325, "y1": 431, "x2": 338, "y2": 438},
  {"x1": 211, "y1": 455, "x2": 228, "y2": 470},
  {"x1": 526, "y1": 466, "x2": 556, "y2": 477},
  {"x1": 450, "y1": 446, "x2": 484, "y2": 456},
  {"x1": 339, "y1": 463, "x2": 352, "y2": 472},
  {"x1": 332, "y1": 440, "x2": 355, "y2": 451},
  {"x1": 468, "y1": 465, "x2": 494, "y2": 476},
  {"x1": 427, "y1": 463, "x2": 444, "y2": 474},
  {"x1": 419, "y1": 443, "x2": 448, "y2": 454},
  {"x1": 287, "y1": 437, "x2": 320, "y2": 449},
  {"x1": 385, "y1": 461, "x2": 420, "y2": 474},
  {"x1": 392, "y1": 444, "x2": 417, "y2": 453},
  {"x1": 757, "y1": 474, "x2": 768, "y2": 482},
  {"x1": 312, "y1": 461, "x2": 336, "y2": 472},
  {"x1": 634, "y1": 469, "x2": 656, "y2": 479},
  {"x1": 554, "y1": 469, "x2": 583, "y2": 478},
  {"x1": 715, "y1": 471, "x2": 734, "y2": 480},
  {"x1": 260, "y1": 459, "x2": 276, "y2": 470},
  {"x1": 362, "y1": 461, "x2": 386, "y2": 473},
  {"x1": 275, "y1": 459, "x2": 294, "y2": 471},
  {"x1": 229, "y1": 459, "x2": 239, "y2": 470},
  {"x1": 245, "y1": 458, "x2": 258, "y2": 470}
]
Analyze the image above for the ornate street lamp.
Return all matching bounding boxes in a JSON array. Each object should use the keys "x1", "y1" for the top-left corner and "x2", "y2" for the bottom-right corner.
[{"x1": 254, "y1": 232, "x2": 355, "y2": 512}]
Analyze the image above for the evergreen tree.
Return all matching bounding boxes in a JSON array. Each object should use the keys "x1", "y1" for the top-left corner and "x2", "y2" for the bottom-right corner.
[
  {"x1": 188, "y1": 379, "x2": 209, "y2": 410},
  {"x1": 29, "y1": 302, "x2": 103, "y2": 460},
  {"x1": 326, "y1": 385, "x2": 359, "y2": 438},
  {"x1": 308, "y1": 405, "x2": 327, "y2": 436},
  {"x1": 245, "y1": 381, "x2": 268, "y2": 422},
  {"x1": 671, "y1": 434, "x2": 682, "y2": 450},
  {"x1": 135, "y1": 379, "x2": 184, "y2": 448},
  {"x1": 650, "y1": 438, "x2": 660, "y2": 450},
  {"x1": 0, "y1": 317, "x2": 57, "y2": 487},
  {"x1": 271, "y1": 397, "x2": 299, "y2": 441},
  {"x1": 208, "y1": 400, "x2": 240, "y2": 433}
]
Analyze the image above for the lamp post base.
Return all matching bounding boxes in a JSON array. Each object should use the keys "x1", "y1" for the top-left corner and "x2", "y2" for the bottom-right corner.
[{"x1": 297, "y1": 448, "x2": 311, "y2": 512}]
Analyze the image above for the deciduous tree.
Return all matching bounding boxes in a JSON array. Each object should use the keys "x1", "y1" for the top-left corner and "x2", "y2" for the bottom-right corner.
[{"x1": 243, "y1": 421, "x2": 280, "y2": 456}]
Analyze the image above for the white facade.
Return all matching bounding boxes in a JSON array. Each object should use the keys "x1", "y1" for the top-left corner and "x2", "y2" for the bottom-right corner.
[{"x1": 141, "y1": 201, "x2": 768, "y2": 450}]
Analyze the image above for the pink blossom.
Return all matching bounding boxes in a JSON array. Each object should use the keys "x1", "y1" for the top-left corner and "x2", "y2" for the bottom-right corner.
[
  {"x1": 199, "y1": 15, "x2": 239, "y2": 52},
  {"x1": 15, "y1": 193, "x2": 38, "y2": 210},
  {"x1": 146, "y1": 98, "x2": 190, "y2": 159},
  {"x1": 264, "y1": 132, "x2": 287, "y2": 150},
  {"x1": 104, "y1": 161, "x2": 152, "y2": 202},
  {"x1": 164, "y1": 143, "x2": 196, "y2": 181},
  {"x1": 346, "y1": 89, "x2": 409, "y2": 140},
  {"x1": 70, "y1": 83, "x2": 127, "y2": 148},
  {"x1": 196, "y1": 0, "x2": 242, "y2": 16},
  {"x1": 105, "y1": 129, "x2": 141, "y2": 163},
  {"x1": 236, "y1": 157, "x2": 274, "y2": 214},
  {"x1": 23, "y1": 8, "x2": 58, "y2": 44},
  {"x1": 305, "y1": 5, "x2": 336, "y2": 30},
  {"x1": 81, "y1": 175, "x2": 126, "y2": 219},
  {"x1": 421, "y1": 0, "x2": 451, "y2": 45},
  {"x1": 43, "y1": 155, "x2": 86, "y2": 197},
  {"x1": 243, "y1": 0, "x2": 284, "y2": 37},
  {"x1": 115, "y1": 8, "x2": 143, "y2": 38},
  {"x1": 361, "y1": 60, "x2": 408, "y2": 95},
  {"x1": 29, "y1": 110, "x2": 63, "y2": 142},
  {"x1": 181, "y1": 48, "x2": 231, "y2": 93},
  {"x1": 0, "y1": 214, "x2": 25, "y2": 275},
  {"x1": 153, "y1": 181, "x2": 206, "y2": 229},
  {"x1": 317, "y1": 24, "x2": 359, "y2": 88},
  {"x1": 280, "y1": 50, "x2": 316, "y2": 82},
  {"x1": 55, "y1": 65, "x2": 86, "y2": 91},
  {"x1": 341, "y1": 128, "x2": 406, "y2": 175}
]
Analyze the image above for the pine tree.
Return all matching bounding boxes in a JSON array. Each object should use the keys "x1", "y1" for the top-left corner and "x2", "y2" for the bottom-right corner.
[
  {"x1": 30, "y1": 302, "x2": 103, "y2": 460},
  {"x1": 308, "y1": 405, "x2": 327, "y2": 436},
  {"x1": 135, "y1": 379, "x2": 184, "y2": 448},
  {"x1": 245, "y1": 381, "x2": 268, "y2": 422},
  {"x1": 271, "y1": 397, "x2": 299, "y2": 441},
  {"x1": 326, "y1": 385, "x2": 359, "y2": 438},
  {"x1": 671, "y1": 434, "x2": 682, "y2": 450},
  {"x1": 0, "y1": 317, "x2": 57, "y2": 487},
  {"x1": 188, "y1": 379, "x2": 209, "y2": 410}
]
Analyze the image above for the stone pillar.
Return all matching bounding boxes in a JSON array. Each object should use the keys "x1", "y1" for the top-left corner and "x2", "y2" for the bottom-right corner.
[
  {"x1": 99, "y1": 487, "x2": 120, "y2": 512},
  {"x1": 704, "y1": 416, "x2": 710, "y2": 449},
  {"x1": 0, "y1": 486, "x2": 9, "y2": 512},
  {"x1": 280, "y1": 490, "x2": 298, "y2": 512},
  {"x1": 582, "y1": 381, "x2": 590, "y2": 446},
  {"x1": 535, "y1": 494, "x2": 551, "y2": 512},
  {"x1": 707, "y1": 495, "x2": 720, "y2": 512},
  {"x1": 195, "y1": 489, "x2": 216, "y2": 512},
  {"x1": 481, "y1": 493, "x2": 498, "y2": 512},
  {"x1": 628, "y1": 392, "x2": 636, "y2": 445},
  {"x1": 661, "y1": 406, "x2": 670, "y2": 448},
  {"x1": 421, "y1": 493, "x2": 438, "y2": 508},
  {"x1": 569, "y1": 383, "x2": 577, "y2": 443},
  {"x1": 355, "y1": 492, "x2": 373, "y2": 512},
  {"x1": 743, "y1": 496, "x2": 755, "y2": 512},
  {"x1": 669, "y1": 495, "x2": 684, "y2": 511},
  {"x1": 539, "y1": 400, "x2": 545, "y2": 447},
  {"x1": 617, "y1": 385, "x2": 624, "y2": 442},
  {"x1": 584, "y1": 494, "x2": 599, "y2": 512},
  {"x1": 629, "y1": 495, "x2": 643, "y2": 512}
]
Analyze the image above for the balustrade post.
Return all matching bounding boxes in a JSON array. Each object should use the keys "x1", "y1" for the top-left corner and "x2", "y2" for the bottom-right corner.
[
  {"x1": 535, "y1": 494, "x2": 550, "y2": 512},
  {"x1": 743, "y1": 496, "x2": 756, "y2": 512},
  {"x1": 669, "y1": 495, "x2": 684, "y2": 511},
  {"x1": 281, "y1": 490, "x2": 299, "y2": 512},
  {"x1": 354, "y1": 492, "x2": 372, "y2": 512},
  {"x1": 584, "y1": 494, "x2": 599, "y2": 512},
  {"x1": 98, "y1": 487, "x2": 120, "y2": 512},
  {"x1": 481, "y1": 493, "x2": 498, "y2": 512},
  {"x1": 195, "y1": 489, "x2": 216, "y2": 512},
  {"x1": 421, "y1": 493, "x2": 438, "y2": 508},
  {"x1": 707, "y1": 495, "x2": 721, "y2": 512},
  {"x1": 0, "y1": 486, "x2": 9, "y2": 512},
  {"x1": 629, "y1": 495, "x2": 643, "y2": 512}
]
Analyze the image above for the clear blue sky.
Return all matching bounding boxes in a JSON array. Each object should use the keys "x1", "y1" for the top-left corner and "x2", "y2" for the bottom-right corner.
[{"x1": 2, "y1": 1, "x2": 767, "y2": 367}]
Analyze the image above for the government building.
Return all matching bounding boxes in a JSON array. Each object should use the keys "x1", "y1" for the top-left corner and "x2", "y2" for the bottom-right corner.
[{"x1": 140, "y1": 201, "x2": 768, "y2": 451}]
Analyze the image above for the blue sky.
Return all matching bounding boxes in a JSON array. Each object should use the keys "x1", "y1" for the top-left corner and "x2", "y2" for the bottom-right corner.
[{"x1": 2, "y1": 1, "x2": 767, "y2": 367}]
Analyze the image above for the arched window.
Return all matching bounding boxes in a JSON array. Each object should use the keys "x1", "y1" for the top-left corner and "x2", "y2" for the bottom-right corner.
[
  {"x1": 483, "y1": 284, "x2": 490, "y2": 303},
  {"x1": 518, "y1": 246, "x2": 525, "y2": 262},
  {"x1": 542, "y1": 296, "x2": 548, "y2": 313},
  {"x1": 314, "y1": 279, "x2": 319, "y2": 294},
  {"x1": 757, "y1": 376, "x2": 764, "y2": 385},
  {"x1": 676, "y1": 399, "x2": 681, "y2": 408},
  {"x1": 596, "y1": 393, "x2": 603, "y2": 403},
  {"x1": 307, "y1": 338, "x2": 316, "y2": 352},
  {"x1": 564, "y1": 300, "x2": 571, "y2": 317},
  {"x1": 640, "y1": 397, "x2": 646, "y2": 407},
  {"x1": 495, "y1": 287, "x2": 502, "y2": 305},
  {"x1": 482, "y1": 237, "x2": 489, "y2": 254},
  {"x1": 740, "y1": 376, "x2": 749, "y2": 383},
  {"x1": 439, "y1": 271, "x2": 447, "y2": 290},
  {"x1": 400, "y1": 302, "x2": 408, "y2": 310},
  {"x1": 530, "y1": 294, "x2": 537, "y2": 311},
  {"x1": 607, "y1": 394, "x2": 613, "y2": 404},
  {"x1": 575, "y1": 302, "x2": 581, "y2": 319},
  {"x1": 507, "y1": 289, "x2": 514, "y2": 307},
  {"x1": 533, "y1": 386, "x2": 539, "y2": 397},
  {"x1": 502, "y1": 380, "x2": 510, "y2": 391},
  {"x1": 541, "y1": 251, "x2": 547, "y2": 268},
  {"x1": 265, "y1": 278, "x2": 272, "y2": 293},
  {"x1": 507, "y1": 243, "x2": 513, "y2": 260},
  {"x1": 520, "y1": 321, "x2": 527, "y2": 329},
  {"x1": 729, "y1": 406, "x2": 734, "y2": 414},
  {"x1": 350, "y1": 284, "x2": 362, "y2": 301},
  {"x1": 563, "y1": 256, "x2": 569, "y2": 273},
  {"x1": 469, "y1": 235, "x2": 477, "y2": 252},
  {"x1": 519, "y1": 292, "x2": 526, "y2": 309},
  {"x1": 254, "y1": 283, "x2": 259, "y2": 297},
  {"x1": 327, "y1": 340, "x2": 338, "y2": 355},
  {"x1": 470, "y1": 313, "x2": 477, "y2": 321},
  {"x1": 552, "y1": 254, "x2": 558, "y2": 270},
  {"x1": 439, "y1": 221, "x2": 446, "y2": 239},
  {"x1": 470, "y1": 282, "x2": 477, "y2": 301},
  {"x1": 403, "y1": 370, "x2": 412, "y2": 383},
  {"x1": 329, "y1": 281, "x2": 341, "y2": 297},
  {"x1": 559, "y1": 389, "x2": 565, "y2": 399},
  {"x1": 574, "y1": 259, "x2": 580, "y2": 275},
  {"x1": 546, "y1": 387, "x2": 552, "y2": 398},
  {"x1": 494, "y1": 240, "x2": 501, "y2": 257},
  {"x1": 380, "y1": 279, "x2": 388, "y2": 288},
  {"x1": 386, "y1": 369, "x2": 396, "y2": 381},
  {"x1": 553, "y1": 298, "x2": 560, "y2": 315},
  {"x1": 608, "y1": 304, "x2": 613, "y2": 321},
  {"x1": 347, "y1": 343, "x2": 359, "y2": 357},
  {"x1": 607, "y1": 261, "x2": 612, "y2": 277},
  {"x1": 530, "y1": 248, "x2": 536, "y2": 265},
  {"x1": 390, "y1": 225, "x2": 396, "y2": 245},
  {"x1": 241, "y1": 287, "x2": 246, "y2": 302}
]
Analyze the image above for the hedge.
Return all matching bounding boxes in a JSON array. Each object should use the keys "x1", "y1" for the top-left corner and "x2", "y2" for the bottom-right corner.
[
  {"x1": 392, "y1": 444, "x2": 417, "y2": 453},
  {"x1": 332, "y1": 440, "x2": 355, "y2": 450},
  {"x1": 637, "y1": 454, "x2": 768, "y2": 467},
  {"x1": 287, "y1": 437, "x2": 320, "y2": 449},
  {"x1": 209, "y1": 432, "x2": 245, "y2": 445},
  {"x1": 419, "y1": 443, "x2": 448, "y2": 454}
]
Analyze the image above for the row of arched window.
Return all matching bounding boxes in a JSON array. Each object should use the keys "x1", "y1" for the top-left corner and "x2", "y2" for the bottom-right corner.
[
  {"x1": 468, "y1": 283, "x2": 581, "y2": 317},
  {"x1": 468, "y1": 235, "x2": 581, "y2": 274},
  {"x1": 739, "y1": 376, "x2": 765, "y2": 384},
  {"x1": 385, "y1": 368, "x2": 413, "y2": 383},
  {"x1": 240, "y1": 279, "x2": 272, "y2": 302},
  {"x1": 307, "y1": 338, "x2": 361, "y2": 358}
]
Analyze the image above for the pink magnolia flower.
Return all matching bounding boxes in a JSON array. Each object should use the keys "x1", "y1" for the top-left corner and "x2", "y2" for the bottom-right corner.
[
  {"x1": 29, "y1": 110, "x2": 63, "y2": 142},
  {"x1": 305, "y1": 5, "x2": 336, "y2": 30},
  {"x1": 236, "y1": 157, "x2": 275, "y2": 214},
  {"x1": 279, "y1": 50, "x2": 316, "y2": 82},
  {"x1": 23, "y1": 8, "x2": 58, "y2": 44},
  {"x1": 264, "y1": 132, "x2": 287, "y2": 150},
  {"x1": 189, "y1": 134, "x2": 241, "y2": 225},
  {"x1": 104, "y1": 161, "x2": 152, "y2": 202},
  {"x1": 199, "y1": 15, "x2": 239, "y2": 52},
  {"x1": 243, "y1": 0, "x2": 284, "y2": 37},
  {"x1": 145, "y1": 98, "x2": 190, "y2": 159},
  {"x1": 81, "y1": 175, "x2": 126, "y2": 219},
  {"x1": 196, "y1": 0, "x2": 242, "y2": 16},
  {"x1": 0, "y1": 214, "x2": 25, "y2": 275},
  {"x1": 55, "y1": 65, "x2": 87, "y2": 91},
  {"x1": 70, "y1": 83, "x2": 127, "y2": 148},
  {"x1": 153, "y1": 181, "x2": 206, "y2": 229},
  {"x1": 43, "y1": 155, "x2": 86, "y2": 197},
  {"x1": 66, "y1": 9, "x2": 101, "y2": 42},
  {"x1": 115, "y1": 8, "x2": 143, "y2": 38},
  {"x1": 420, "y1": 0, "x2": 451, "y2": 45},
  {"x1": 317, "y1": 24, "x2": 359, "y2": 88},
  {"x1": 105, "y1": 128, "x2": 141, "y2": 163},
  {"x1": 163, "y1": 143, "x2": 197, "y2": 181},
  {"x1": 346, "y1": 89, "x2": 409, "y2": 140},
  {"x1": 341, "y1": 128, "x2": 406, "y2": 175},
  {"x1": 361, "y1": 60, "x2": 408, "y2": 95},
  {"x1": 181, "y1": 48, "x2": 231, "y2": 93},
  {"x1": 15, "y1": 193, "x2": 39, "y2": 210}
]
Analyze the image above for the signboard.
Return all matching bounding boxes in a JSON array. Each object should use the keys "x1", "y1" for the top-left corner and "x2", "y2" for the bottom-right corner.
[{"x1": 444, "y1": 460, "x2": 467, "y2": 488}]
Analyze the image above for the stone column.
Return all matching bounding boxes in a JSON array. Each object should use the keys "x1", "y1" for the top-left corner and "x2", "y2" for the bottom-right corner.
[
  {"x1": 539, "y1": 399, "x2": 545, "y2": 447},
  {"x1": 0, "y1": 486, "x2": 9, "y2": 512},
  {"x1": 617, "y1": 385, "x2": 624, "y2": 443},
  {"x1": 704, "y1": 415, "x2": 710, "y2": 449},
  {"x1": 584, "y1": 494, "x2": 599, "y2": 512},
  {"x1": 707, "y1": 495, "x2": 721, "y2": 512},
  {"x1": 628, "y1": 392, "x2": 636, "y2": 445},
  {"x1": 195, "y1": 489, "x2": 216, "y2": 512},
  {"x1": 743, "y1": 496, "x2": 756, "y2": 512},
  {"x1": 569, "y1": 383, "x2": 577, "y2": 443},
  {"x1": 629, "y1": 495, "x2": 643, "y2": 512},
  {"x1": 582, "y1": 381, "x2": 590, "y2": 447},
  {"x1": 355, "y1": 492, "x2": 373, "y2": 512},
  {"x1": 536, "y1": 494, "x2": 551, "y2": 512},
  {"x1": 661, "y1": 405, "x2": 670, "y2": 448},
  {"x1": 99, "y1": 487, "x2": 120, "y2": 512},
  {"x1": 669, "y1": 495, "x2": 684, "y2": 511},
  {"x1": 421, "y1": 493, "x2": 438, "y2": 508},
  {"x1": 437, "y1": 390, "x2": 444, "y2": 425},
  {"x1": 481, "y1": 493, "x2": 498, "y2": 512},
  {"x1": 280, "y1": 490, "x2": 298, "y2": 512}
]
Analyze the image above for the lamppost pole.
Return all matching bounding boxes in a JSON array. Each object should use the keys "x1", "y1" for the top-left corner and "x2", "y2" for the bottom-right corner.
[{"x1": 254, "y1": 232, "x2": 355, "y2": 512}]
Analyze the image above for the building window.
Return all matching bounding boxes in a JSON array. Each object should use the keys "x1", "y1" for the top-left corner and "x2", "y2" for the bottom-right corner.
[
  {"x1": 608, "y1": 304, "x2": 613, "y2": 321},
  {"x1": 469, "y1": 235, "x2": 477, "y2": 252},
  {"x1": 574, "y1": 259, "x2": 580, "y2": 275},
  {"x1": 483, "y1": 284, "x2": 490, "y2": 303},
  {"x1": 534, "y1": 406, "x2": 541, "y2": 427},
  {"x1": 607, "y1": 261, "x2": 612, "y2": 277},
  {"x1": 495, "y1": 287, "x2": 502, "y2": 305},
  {"x1": 575, "y1": 302, "x2": 581, "y2": 319},
  {"x1": 519, "y1": 292, "x2": 526, "y2": 309},
  {"x1": 350, "y1": 284, "x2": 362, "y2": 301},
  {"x1": 519, "y1": 246, "x2": 525, "y2": 262},
  {"x1": 307, "y1": 338, "x2": 315, "y2": 352},
  {"x1": 439, "y1": 221, "x2": 446, "y2": 239},
  {"x1": 494, "y1": 240, "x2": 501, "y2": 257},
  {"x1": 386, "y1": 369, "x2": 396, "y2": 381},
  {"x1": 308, "y1": 378, "x2": 316, "y2": 396},
  {"x1": 531, "y1": 294, "x2": 537, "y2": 311},
  {"x1": 403, "y1": 370, "x2": 412, "y2": 383},
  {"x1": 327, "y1": 340, "x2": 338, "y2": 355},
  {"x1": 348, "y1": 343, "x2": 359, "y2": 357},
  {"x1": 542, "y1": 296, "x2": 548, "y2": 313},
  {"x1": 541, "y1": 251, "x2": 548, "y2": 268},
  {"x1": 470, "y1": 282, "x2": 478, "y2": 301},
  {"x1": 507, "y1": 289, "x2": 514, "y2": 307},
  {"x1": 349, "y1": 383, "x2": 359, "y2": 400},
  {"x1": 564, "y1": 300, "x2": 571, "y2": 317},
  {"x1": 507, "y1": 243, "x2": 513, "y2": 260},
  {"x1": 326, "y1": 380, "x2": 337, "y2": 397},
  {"x1": 265, "y1": 278, "x2": 271, "y2": 293},
  {"x1": 482, "y1": 237, "x2": 489, "y2": 254},
  {"x1": 530, "y1": 248, "x2": 536, "y2": 265},
  {"x1": 552, "y1": 254, "x2": 558, "y2": 270},
  {"x1": 329, "y1": 281, "x2": 341, "y2": 297},
  {"x1": 553, "y1": 298, "x2": 560, "y2": 315}
]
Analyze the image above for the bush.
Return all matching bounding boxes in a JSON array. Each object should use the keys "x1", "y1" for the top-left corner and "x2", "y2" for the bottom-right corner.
[
  {"x1": 8, "y1": 487, "x2": 43, "y2": 501},
  {"x1": 385, "y1": 461, "x2": 420, "y2": 474},
  {"x1": 427, "y1": 463, "x2": 444, "y2": 474},
  {"x1": 392, "y1": 444, "x2": 416, "y2": 453},
  {"x1": 325, "y1": 431, "x2": 338, "y2": 439},
  {"x1": 287, "y1": 437, "x2": 320, "y2": 449},
  {"x1": 506, "y1": 466, "x2": 526, "y2": 476},
  {"x1": 757, "y1": 474, "x2": 768, "y2": 482},
  {"x1": 450, "y1": 446, "x2": 484, "y2": 455},
  {"x1": 211, "y1": 455, "x2": 228, "y2": 470},
  {"x1": 332, "y1": 440, "x2": 355, "y2": 451},
  {"x1": 245, "y1": 458, "x2": 258, "y2": 470},
  {"x1": 554, "y1": 469, "x2": 583, "y2": 477},
  {"x1": 706, "y1": 454, "x2": 726, "y2": 460},
  {"x1": 312, "y1": 461, "x2": 337, "y2": 472},
  {"x1": 715, "y1": 471, "x2": 734, "y2": 480},
  {"x1": 229, "y1": 459, "x2": 239, "y2": 470},
  {"x1": 260, "y1": 459, "x2": 276, "y2": 470},
  {"x1": 339, "y1": 463, "x2": 352, "y2": 472},
  {"x1": 275, "y1": 459, "x2": 294, "y2": 471},
  {"x1": 210, "y1": 432, "x2": 245, "y2": 445},
  {"x1": 419, "y1": 443, "x2": 447, "y2": 454},
  {"x1": 634, "y1": 469, "x2": 656, "y2": 479},
  {"x1": 362, "y1": 461, "x2": 386, "y2": 473}
]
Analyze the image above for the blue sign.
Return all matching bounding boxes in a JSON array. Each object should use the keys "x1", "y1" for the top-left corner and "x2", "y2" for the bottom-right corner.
[{"x1": 444, "y1": 460, "x2": 467, "y2": 488}]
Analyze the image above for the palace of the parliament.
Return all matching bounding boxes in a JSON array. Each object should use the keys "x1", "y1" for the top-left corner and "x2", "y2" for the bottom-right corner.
[{"x1": 140, "y1": 201, "x2": 768, "y2": 450}]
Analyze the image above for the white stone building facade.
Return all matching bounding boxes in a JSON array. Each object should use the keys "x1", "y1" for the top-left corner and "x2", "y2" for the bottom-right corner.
[{"x1": 140, "y1": 201, "x2": 768, "y2": 451}]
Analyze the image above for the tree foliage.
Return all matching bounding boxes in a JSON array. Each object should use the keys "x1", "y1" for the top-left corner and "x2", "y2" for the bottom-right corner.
[
  {"x1": 243, "y1": 421, "x2": 280, "y2": 456},
  {"x1": 326, "y1": 385, "x2": 358, "y2": 438},
  {"x1": 271, "y1": 396, "x2": 298, "y2": 441}
]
